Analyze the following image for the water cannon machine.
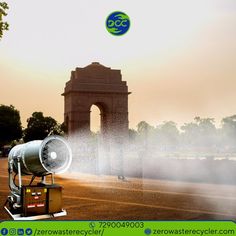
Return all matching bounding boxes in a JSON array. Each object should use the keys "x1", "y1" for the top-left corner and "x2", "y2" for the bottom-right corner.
[{"x1": 4, "y1": 136, "x2": 72, "y2": 220}]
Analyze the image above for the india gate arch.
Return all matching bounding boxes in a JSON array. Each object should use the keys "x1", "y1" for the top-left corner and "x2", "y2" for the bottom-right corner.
[{"x1": 62, "y1": 62, "x2": 131, "y2": 138}]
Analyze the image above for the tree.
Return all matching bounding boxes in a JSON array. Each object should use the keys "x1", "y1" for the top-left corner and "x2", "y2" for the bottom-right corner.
[
  {"x1": 136, "y1": 121, "x2": 155, "y2": 152},
  {"x1": 129, "y1": 129, "x2": 138, "y2": 140},
  {"x1": 0, "y1": 2, "x2": 9, "y2": 39},
  {"x1": 60, "y1": 121, "x2": 68, "y2": 134},
  {"x1": 181, "y1": 121, "x2": 199, "y2": 149},
  {"x1": 24, "y1": 112, "x2": 63, "y2": 142},
  {"x1": 156, "y1": 121, "x2": 180, "y2": 151},
  {"x1": 0, "y1": 105, "x2": 22, "y2": 147},
  {"x1": 221, "y1": 115, "x2": 236, "y2": 151},
  {"x1": 137, "y1": 121, "x2": 153, "y2": 134},
  {"x1": 181, "y1": 116, "x2": 217, "y2": 152}
]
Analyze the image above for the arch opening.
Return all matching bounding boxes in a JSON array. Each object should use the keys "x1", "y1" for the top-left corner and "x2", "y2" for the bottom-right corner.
[{"x1": 90, "y1": 105, "x2": 101, "y2": 133}]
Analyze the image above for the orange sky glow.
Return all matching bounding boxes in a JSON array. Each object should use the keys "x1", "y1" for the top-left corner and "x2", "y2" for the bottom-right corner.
[{"x1": 0, "y1": 0, "x2": 236, "y2": 131}]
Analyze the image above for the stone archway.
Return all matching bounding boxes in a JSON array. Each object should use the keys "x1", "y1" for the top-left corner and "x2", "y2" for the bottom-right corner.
[
  {"x1": 89, "y1": 102, "x2": 107, "y2": 134},
  {"x1": 62, "y1": 62, "x2": 130, "y2": 138}
]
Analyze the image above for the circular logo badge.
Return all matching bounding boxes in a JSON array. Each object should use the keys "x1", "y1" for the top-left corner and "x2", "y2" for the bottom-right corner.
[
  {"x1": 89, "y1": 222, "x2": 96, "y2": 229},
  {"x1": 25, "y1": 228, "x2": 33, "y2": 235},
  {"x1": 144, "y1": 228, "x2": 152, "y2": 235},
  {"x1": 1, "y1": 228, "x2": 8, "y2": 236},
  {"x1": 106, "y1": 11, "x2": 130, "y2": 36}
]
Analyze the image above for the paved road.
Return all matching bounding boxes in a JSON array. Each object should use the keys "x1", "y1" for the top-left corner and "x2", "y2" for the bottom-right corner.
[{"x1": 0, "y1": 158, "x2": 236, "y2": 220}]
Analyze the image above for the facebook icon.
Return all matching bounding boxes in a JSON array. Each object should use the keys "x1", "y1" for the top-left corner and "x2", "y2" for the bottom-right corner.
[{"x1": 1, "y1": 228, "x2": 8, "y2": 235}]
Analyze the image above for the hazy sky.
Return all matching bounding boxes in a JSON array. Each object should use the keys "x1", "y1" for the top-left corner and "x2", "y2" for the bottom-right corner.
[{"x1": 0, "y1": 0, "x2": 236, "y2": 131}]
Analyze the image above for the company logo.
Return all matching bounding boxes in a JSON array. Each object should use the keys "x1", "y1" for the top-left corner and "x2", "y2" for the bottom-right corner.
[{"x1": 106, "y1": 11, "x2": 130, "y2": 36}]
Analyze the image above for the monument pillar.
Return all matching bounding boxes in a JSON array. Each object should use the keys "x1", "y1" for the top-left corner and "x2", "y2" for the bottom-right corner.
[
  {"x1": 62, "y1": 62, "x2": 131, "y2": 175},
  {"x1": 62, "y1": 62, "x2": 130, "y2": 136}
]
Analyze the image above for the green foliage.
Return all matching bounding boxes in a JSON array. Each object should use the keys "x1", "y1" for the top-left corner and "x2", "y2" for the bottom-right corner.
[
  {"x1": 157, "y1": 121, "x2": 179, "y2": 136},
  {"x1": 60, "y1": 121, "x2": 68, "y2": 134},
  {"x1": 0, "y1": 1, "x2": 9, "y2": 39},
  {"x1": 133, "y1": 116, "x2": 236, "y2": 153},
  {"x1": 181, "y1": 117, "x2": 217, "y2": 150},
  {"x1": 221, "y1": 115, "x2": 236, "y2": 134},
  {"x1": 0, "y1": 105, "x2": 22, "y2": 147},
  {"x1": 137, "y1": 121, "x2": 154, "y2": 134},
  {"x1": 156, "y1": 121, "x2": 180, "y2": 150},
  {"x1": 129, "y1": 129, "x2": 137, "y2": 140},
  {"x1": 24, "y1": 112, "x2": 63, "y2": 142},
  {"x1": 221, "y1": 115, "x2": 236, "y2": 150}
]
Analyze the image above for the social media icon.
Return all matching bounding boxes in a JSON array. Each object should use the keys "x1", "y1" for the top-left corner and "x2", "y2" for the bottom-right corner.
[
  {"x1": 9, "y1": 228, "x2": 16, "y2": 235},
  {"x1": 26, "y1": 228, "x2": 33, "y2": 235},
  {"x1": 17, "y1": 229, "x2": 24, "y2": 236},
  {"x1": 1, "y1": 228, "x2": 8, "y2": 235},
  {"x1": 144, "y1": 228, "x2": 152, "y2": 235},
  {"x1": 89, "y1": 222, "x2": 95, "y2": 229}
]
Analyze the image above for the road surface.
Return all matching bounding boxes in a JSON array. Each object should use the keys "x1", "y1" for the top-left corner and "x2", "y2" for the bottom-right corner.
[{"x1": 0, "y1": 158, "x2": 236, "y2": 220}]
